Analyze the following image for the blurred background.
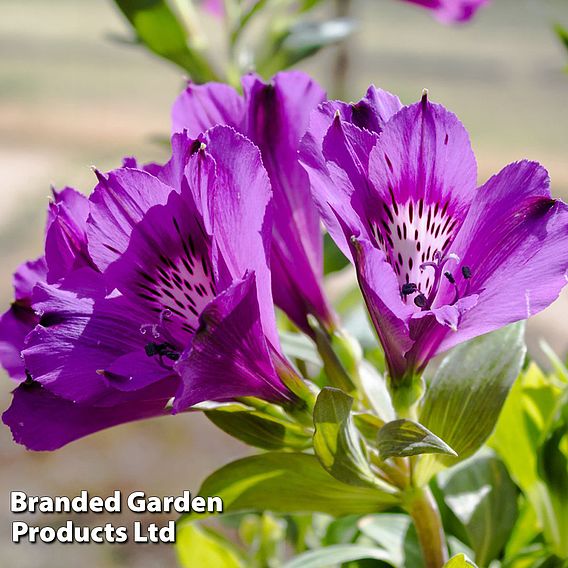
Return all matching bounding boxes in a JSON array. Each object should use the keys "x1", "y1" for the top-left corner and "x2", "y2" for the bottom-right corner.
[{"x1": 1, "y1": 0, "x2": 567, "y2": 566}]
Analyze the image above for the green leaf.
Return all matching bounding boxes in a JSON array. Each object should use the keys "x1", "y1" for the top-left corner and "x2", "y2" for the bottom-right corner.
[
  {"x1": 357, "y1": 361, "x2": 395, "y2": 422},
  {"x1": 238, "y1": 512, "x2": 286, "y2": 567},
  {"x1": 555, "y1": 23, "x2": 568, "y2": 53},
  {"x1": 176, "y1": 524, "x2": 244, "y2": 568},
  {"x1": 443, "y1": 553, "x2": 478, "y2": 568},
  {"x1": 377, "y1": 419, "x2": 457, "y2": 460},
  {"x1": 489, "y1": 363, "x2": 566, "y2": 556},
  {"x1": 280, "y1": 331, "x2": 322, "y2": 367},
  {"x1": 416, "y1": 323, "x2": 526, "y2": 485},
  {"x1": 504, "y1": 497, "x2": 540, "y2": 559},
  {"x1": 313, "y1": 387, "x2": 393, "y2": 490},
  {"x1": 438, "y1": 451, "x2": 518, "y2": 567},
  {"x1": 282, "y1": 544, "x2": 393, "y2": 568},
  {"x1": 205, "y1": 407, "x2": 311, "y2": 451},
  {"x1": 257, "y1": 18, "x2": 356, "y2": 76},
  {"x1": 322, "y1": 515, "x2": 361, "y2": 546},
  {"x1": 113, "y1": 0, "x2": 216, "y2": 81},
  {"x1": 182, "y1": 452, "x2": 399, "y2": 524},
  {"x1": 539, "y1": 340, "x2": 568, "y2": 384},
  {"x1": 358, "y1": 513, "x2": 424, "y2": 568},
  {"x1": 324, "y1": 232, "x2": 350, "y2": 274}
]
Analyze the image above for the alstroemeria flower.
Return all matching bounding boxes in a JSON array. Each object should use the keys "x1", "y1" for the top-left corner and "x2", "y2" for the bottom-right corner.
[
  {"x1": 400, "y1": 0, "x2": 489, "y2": 23},
  {"x1": 301, "y1": 89, "x2": 568, "y2": 384},
  {"x1": 2, "y1": 127, "x2": 295, "y2": 450},
  {"x1": 0, "y1": 186, "x2": 93, "y2": 382},
  {"x1": 172, "y1": 71, "x2": 336, "y2": 336}
]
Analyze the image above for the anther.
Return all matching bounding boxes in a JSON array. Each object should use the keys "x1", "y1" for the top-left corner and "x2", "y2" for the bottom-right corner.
[
  {"x1": 462, "y1": 266, "x2": 472, "y2": 279},
  {"x1": 402, "y1": 283, "x2": 418, "y2": 296},
  {"x1": 414, "y1": 294, "x2": 427, "y2": 308},
  {"x1": 444, "y1": 271, "x2": 455, "y2": 285}
]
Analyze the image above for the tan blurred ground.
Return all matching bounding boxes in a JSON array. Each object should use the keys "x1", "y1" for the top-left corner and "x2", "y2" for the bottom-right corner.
[{"x1": 0, "y1": 0, "x2": 567, "y2": 566}]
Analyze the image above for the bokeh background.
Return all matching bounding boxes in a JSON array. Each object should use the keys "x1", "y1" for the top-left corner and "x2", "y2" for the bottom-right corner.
[{"x1": 1, "y1": 0, "x2": 567, "y2": 566}]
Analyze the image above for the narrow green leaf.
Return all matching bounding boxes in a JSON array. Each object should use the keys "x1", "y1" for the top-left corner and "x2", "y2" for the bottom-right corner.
[
  {"x1": 113, "y1": 0, "x2": 216, "y2": 81},
  {"x1": 313, "y1": 387, "x2": 392, "y2": 489},
  {"x1": 555, "y1": 23, "x2": 568, "y2": 52},
  {"x1": 416, "y1": 323, "x2": 526, "y2": 484},
  {"x1": 280, "y1": 331, "x2": 322, "y2": 367},
  {"x1": 539, "y1": 340, "x2": 568, "y2": 384},
  {"x1": 257, "y1": 18, "x2": 356, "y2": 76},
  {"x1": 205, "y1": 408, "x2": 311, "y2": 450},
  {"x1": 438, "y1": 451, "x2": 518, "y2": 567},
  {"x1": 324, "y1": 232, "x2": 349, "y2": 274},
  {"x1": 176, "y1": 524, "x2": 244, "y2": 568},
  {"x1": 489, "y1": 363, "x2": 567, "y2": 556},
  {"x1": 377, "y1": 419, "x2": 457, "y2": 460},
  {"x1": 282, "y1": 544, "x2": 393, "y2": 568},
  {"x1": 181, "y1": 452, "x2": 399, "y2": 524},
  {"x1": 443, "y1": 553, "x2": 478, "y2": 568}
]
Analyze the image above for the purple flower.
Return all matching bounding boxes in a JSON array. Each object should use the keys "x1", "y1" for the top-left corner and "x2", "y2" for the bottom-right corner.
[
  {"x1": 399, "y1": 0, "x2": 490, "y2": 23},
  {"x1": 172, "y1": 71, "x2": 336, "y2": 336},
  {"x1": 301, "y1": 89, "x2": 568, "y2": 385},
  {"x1": 2, "y1": 127, "x2": 295, "y2": 450}
]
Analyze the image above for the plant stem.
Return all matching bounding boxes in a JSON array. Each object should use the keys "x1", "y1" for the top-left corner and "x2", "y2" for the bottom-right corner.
[{"x1": 405, "y1": 486, "x2": 448, "y2": 568}]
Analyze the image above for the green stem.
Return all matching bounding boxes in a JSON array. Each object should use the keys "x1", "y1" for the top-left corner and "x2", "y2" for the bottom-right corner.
[
  {"x1": 309, "y1": 316, "x2": 355, "y2": 393},
  {"x1": 390, "y1": 372, "x2": 424, "y2": 420},
  {"x1": 405, "y1": 486, "x2": 448, "y2": 568}
]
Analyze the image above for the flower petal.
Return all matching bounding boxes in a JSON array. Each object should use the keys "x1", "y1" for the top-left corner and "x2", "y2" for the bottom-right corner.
[
  {"x1": 87, "y1": 168, "x2": 173, "y2": 271},
  {"x1": 431, "y1": 161, "x2": 568, "y2": 354},
  {"x1": 45, "y1": 187, "x2": 92, "y2": 282},
  {"x1": 302, "y1": 114, "x2": 379, "y2": 259},
  {"x1": 23, "y1": 269, "x2": 171, "y2": 403},
  {"x1": 0, "y1": 304, "x2": 36, "y2": 381},
  {"x1": 242, "y1": 71, "x2": 333, "y2": 333},
  {"x1": 172, "y1": 81, "x2": 245, "y2": 137},
  {"x1": 2, "y1": 378, "x2": 175, "y2": 451},
  {"x1": 104, "y1": 180, "x2": 216, "y2": 348},
  {"x1": 0, "y1": 258, "x2": 47, "y2": 380},
  {"x1": 204, "y1": 125, "x2": 279, "y2": 346},
  {"x1": 173, "y1": 272, "x2": 292, "y2": 411},
  {"x1": 309, "y1": 86, "x2": 402, "y2": 139},
  {"x1": 368, "y1": 97, "x2": 477, "y2": 220},
  {"x1": 13, "y1": 257, "x2": 47, "y2": 302},
  {"x1": 400, "y1": 0, "x2": 489, "y2": 23},
  {"x1": 351, "y1": 237, "x2": 415, "y2": 379}
]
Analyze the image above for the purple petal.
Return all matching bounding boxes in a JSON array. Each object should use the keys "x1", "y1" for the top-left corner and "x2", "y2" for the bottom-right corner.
[
  {"x1": 427, "y1": 161, "x2": 568, "y2": 355},
  {"x1": 202, "y1": 0, "x2": 224, "y2": 16},
  {"x1": 242, "y1": 71, "x2": 333, "y2": 333},
  {"x1": 3, "y1": 378, "x2": 176, "y2": 451},
  {"x1": 400, "y1": 0, "x2": 490, "y2": 23},
  {"x1": 173, "y1": 272, "x2": 292, "y2": 411},
  {"x1": 87, "y1": 168, "x2": 173, "y2": 271},
  {"x1": 45, "y1": 187, "x2": 92, "y2": 282},
  {"x1": 304, "y1": 115, "x2": 379, "y2": 258},
  {"x1": 301, "y1": 86, "x2": 400, "y2": 260},
  {"x1": 0, "y1": 304, "x2": 36, "y2": 381},
  {"x1": 368, "y1": 97, "x2": 477, "y2": 221},
  {"x1": 154, "y1": 132, "x2": 201, "y2": 190},
  {"x1": 172, "y1": 82, "x2": 245, "y2": 137},
  {"x1": 13, "y1": 257, "x2": 47, "y2": 301},
  {"x1": 309, "y1": 86, "x2": 402, "y2": 138},
  {"x1": 104, "y1": 180, "x2": 216, "y2": 349},
  {"x1": 204, "y1": 126, "x2": 279, "y2": 347},
  {"x1": 351, "y1": 237, "x2": 415, "y2": 379},
  {"x1": 23, "y1": 269, "x2": 171, "y2": 404},
  {"x1": 0, "y1": 258, "x2": 47, "y2": 380}
]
